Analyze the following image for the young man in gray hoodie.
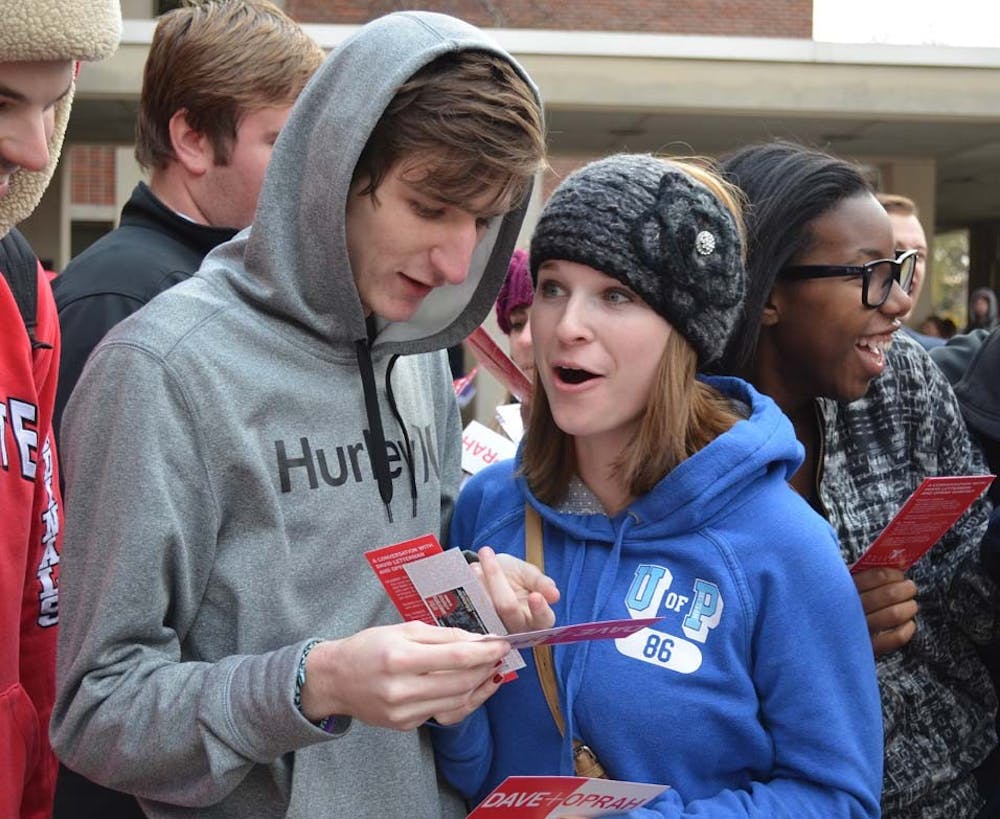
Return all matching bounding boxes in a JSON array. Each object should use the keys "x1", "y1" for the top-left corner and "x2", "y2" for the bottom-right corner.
[
  {"x1": 51, "y1": 11, "x2": 547, "y2": 818},
  {"x1": 0, "y1": 2, "x2": 120, "y2": 817}
]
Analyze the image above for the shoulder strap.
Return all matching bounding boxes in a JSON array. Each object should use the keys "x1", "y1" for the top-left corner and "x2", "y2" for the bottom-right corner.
[
  {"x1": 525, "y1": 504, "x2": 566, "y2": 736},
  {"x1": 0, "y1": 228, "x2": 48, "y2": 350},
  {"x1": 525, "y1": 504, "x2": 609, "y2": 779}
]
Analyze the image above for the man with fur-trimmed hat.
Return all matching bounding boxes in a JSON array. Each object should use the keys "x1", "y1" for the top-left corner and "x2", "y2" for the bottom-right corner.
[{"x1": 0, "y1": 1, "x2": 121, "y2": 817}]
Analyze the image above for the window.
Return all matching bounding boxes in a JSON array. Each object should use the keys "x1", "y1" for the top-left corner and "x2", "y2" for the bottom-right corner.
[{"x1": 70, "y1": 221, "x2": 114, "y2": 260}]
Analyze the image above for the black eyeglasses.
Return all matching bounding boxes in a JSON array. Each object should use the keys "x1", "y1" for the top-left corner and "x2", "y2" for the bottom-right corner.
[{"x1": 780, "y1": 249, "x2": 918, "y2": 309}]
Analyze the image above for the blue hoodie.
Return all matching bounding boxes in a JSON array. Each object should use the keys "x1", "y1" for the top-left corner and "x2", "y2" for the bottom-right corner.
[{"x1": 434, "y1": 377, "x2": 883, "y2": 817}]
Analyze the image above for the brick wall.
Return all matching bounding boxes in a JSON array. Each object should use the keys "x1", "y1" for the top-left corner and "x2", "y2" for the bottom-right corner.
[
  {"x1": 542, "y1": 155, "x2": 596, "y2": 202},
  {"x1": 286, "y1": 0, "x2": 812, "y2": 38},
  {"x1": 70, "y1": 145, "x2": 116, "y2": 206}
]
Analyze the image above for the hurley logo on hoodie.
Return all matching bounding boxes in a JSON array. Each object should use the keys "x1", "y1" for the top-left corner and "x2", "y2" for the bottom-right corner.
[
  {"x1": 615, "y1": 563, "x2": 724, "y2": 674},
  {"x1": 274, "y1": 425, "x2": 441, "y2": 493}
]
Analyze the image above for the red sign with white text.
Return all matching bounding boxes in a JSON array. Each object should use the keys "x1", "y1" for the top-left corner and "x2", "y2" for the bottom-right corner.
[
  {"x1": 364, "y1": 534, "x2": 444, "y2": 623},
  {"x1": 467, "y1": 776, "x2": 668, "y2": 818},
  {"x1": 850, "y1": 475, "x2": 994, "y2": 574}
]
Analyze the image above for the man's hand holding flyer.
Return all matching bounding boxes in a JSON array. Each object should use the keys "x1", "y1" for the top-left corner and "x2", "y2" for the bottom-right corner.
[
  {"x1": 366, "y1": 536, "x2": 661, "y2": 657},
  {"x1": 366, "y1": 537, "x2": 673, "y2": 811}
]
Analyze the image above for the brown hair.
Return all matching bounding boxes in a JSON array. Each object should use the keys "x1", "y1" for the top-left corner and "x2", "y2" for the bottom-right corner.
[
  {"x1": 135, "y1": 0, "x2": 324, "y2": 171},
  {"x1": 877, "y1": 192, "x2": 919, "y2": 218},
  {"x1": 521, "y1": 157, "x2": 744, "y2": 507},
  {"x1": 352, "y1": 49, "x2": 546, "y2": 215}
]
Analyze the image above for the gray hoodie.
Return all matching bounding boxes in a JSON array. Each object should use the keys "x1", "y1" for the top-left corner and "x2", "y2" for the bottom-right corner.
[{"x1": 51, "y1": 12, "x2": 539, "y2": 818}]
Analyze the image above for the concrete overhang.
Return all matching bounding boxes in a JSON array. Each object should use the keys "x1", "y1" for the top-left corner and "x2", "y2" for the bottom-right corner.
[{"x1": 70, "y1": 21, "x2": 1000, "y2": 229}]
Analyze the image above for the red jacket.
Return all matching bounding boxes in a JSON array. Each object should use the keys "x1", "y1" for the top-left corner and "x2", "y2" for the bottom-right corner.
[{"x1": 1, "y1": 259, "x2": 62, "y2": 819}]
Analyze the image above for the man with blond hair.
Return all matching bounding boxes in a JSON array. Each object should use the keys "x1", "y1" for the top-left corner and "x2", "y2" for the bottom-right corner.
[
  {"x1": 53, "y1": 0, "x2": 324, "y2": 446},
  {"x1": 877, "y1": 192, "x2": 942, "y2": 350},
  {"x1": 0, "y1": 2, "x2": 121, "y2": 817}
]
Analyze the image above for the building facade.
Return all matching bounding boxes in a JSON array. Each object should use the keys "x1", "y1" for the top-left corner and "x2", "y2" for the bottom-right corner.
[{"x1": 21, "y1": 1, "x2": 1000, "y2": 312}]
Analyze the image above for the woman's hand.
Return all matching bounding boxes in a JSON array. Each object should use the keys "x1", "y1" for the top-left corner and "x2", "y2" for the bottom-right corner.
[{"x1": 474, "y1": 546, "x2": 560, "y2": 633}]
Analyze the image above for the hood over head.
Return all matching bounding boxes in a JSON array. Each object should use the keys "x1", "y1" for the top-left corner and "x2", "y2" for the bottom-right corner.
[
  {"x1": 240, "y1": 10, "x2": 541, "y2": 355},
  {"x1": 0, "y1": 0, "x2": 122, "y2": 237},
  {"x1": 970, "y1": 287, "x2": 999, "y2": 324},
  {"x1": 215, "y1": 11, "x2": 542, "y2": 523}
]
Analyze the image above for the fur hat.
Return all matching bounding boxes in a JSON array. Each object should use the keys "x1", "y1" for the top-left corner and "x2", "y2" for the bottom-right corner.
[
  {"x1": 0, "y1": 0, "x2": 122, "y2": 237},
  {"x1": 495, "y1": 248, "x2": 533, "y2": 334},
  {"x1": 530, "y1": 153, "x2": 744, "y2": 365}
]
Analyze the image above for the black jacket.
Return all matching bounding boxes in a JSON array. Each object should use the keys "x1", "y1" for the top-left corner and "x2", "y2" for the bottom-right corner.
[
  {"x1": 950, "y1": 328, "x2": 1000, "y2": 507},
  {"x1": 53, "y1": 182, "x2": 236, "y2": 441}
]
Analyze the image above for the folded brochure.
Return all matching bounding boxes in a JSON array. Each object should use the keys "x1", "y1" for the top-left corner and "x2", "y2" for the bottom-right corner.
[
  {"x1": 466, "y1": 326, "x2": 533, "y2": 403},
  {"x1": 477, "y1": 616, "x2": 663, "y2": 651},
  {"x1": 850, "y1": 474, "x2": 994, "y2": 573}
]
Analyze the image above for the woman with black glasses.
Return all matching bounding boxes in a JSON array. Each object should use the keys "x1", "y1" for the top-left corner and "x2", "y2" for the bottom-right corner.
[{"x1": 714, "y1": 140, "x2": 997, "y2": 819}]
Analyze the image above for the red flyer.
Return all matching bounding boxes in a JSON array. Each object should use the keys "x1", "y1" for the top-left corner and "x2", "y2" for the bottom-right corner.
[
  {"x1": 466, "y1": 326, "x2": 533, "y2": 403},
  {"x1": 850, "y1": 474, "x2": 995, "y2": 574},
  {"x1": 364, "y1": 534, "x2": 444, "y2": 624},
  {"x1": 366, "y1": 539, "x2": 525, "y2": 675},
  {"x1": 467, "y1": 775, "x2": 668, "y2": 818}
]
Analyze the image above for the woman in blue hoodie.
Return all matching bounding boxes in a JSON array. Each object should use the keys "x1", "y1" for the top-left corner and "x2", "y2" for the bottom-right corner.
[{"x1": 433, "y1": 154, "x2": 883, "y2": 816}]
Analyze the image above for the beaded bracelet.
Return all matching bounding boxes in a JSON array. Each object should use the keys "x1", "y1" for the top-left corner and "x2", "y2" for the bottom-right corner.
[{"x1": 294, "y1": 639, "x2": 345, "y2": 734}]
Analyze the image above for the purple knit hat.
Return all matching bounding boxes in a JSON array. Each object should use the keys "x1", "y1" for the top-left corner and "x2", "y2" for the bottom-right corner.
[{"x1": 495, "y1": 248, "x2": 534, "y2": 335}]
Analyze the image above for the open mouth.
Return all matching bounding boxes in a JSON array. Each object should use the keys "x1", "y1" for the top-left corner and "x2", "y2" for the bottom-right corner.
[
  {"x1": 556, "y1": 366, "x2": 598, "y2": 385},
  {"x1": 856, "y1": 333, "x2": 895, "y2": 367},
  {"x1": 400, "y1": 273, "x2": 431, "y2": 296}
]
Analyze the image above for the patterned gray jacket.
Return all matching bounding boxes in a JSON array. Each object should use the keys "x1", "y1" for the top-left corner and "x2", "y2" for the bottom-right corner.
[{"x1": 817, "y1": 331, "x2": 997, "y2": 818}]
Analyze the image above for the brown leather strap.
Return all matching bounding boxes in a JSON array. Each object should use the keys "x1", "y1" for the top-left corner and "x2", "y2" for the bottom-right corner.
[
  {"x1": 524, "y1": 504, "x2": 607, "y2": 779},
  {"x1": 524, "y1": 504, "x2": 566, "y2": 736}
]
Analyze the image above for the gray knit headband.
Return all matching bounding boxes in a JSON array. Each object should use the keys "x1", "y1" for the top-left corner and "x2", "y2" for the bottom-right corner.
[{"x1": 530, "y1": 153, "x2": 745, "y2": 364}]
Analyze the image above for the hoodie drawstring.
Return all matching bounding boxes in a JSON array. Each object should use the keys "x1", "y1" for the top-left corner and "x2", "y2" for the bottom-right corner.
[
  {"x1": 354, "y1": 341, "x2": 420, "y2": 522},
  {"x1": 385, "y1": 354, "x2": 418, "y2": 518},
  {"x1": 355, "y1": 338, "x2": 394, "y2": 522},
  {"x1": 559, "y1": 513, "x2": 636, "y2": 775}
]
